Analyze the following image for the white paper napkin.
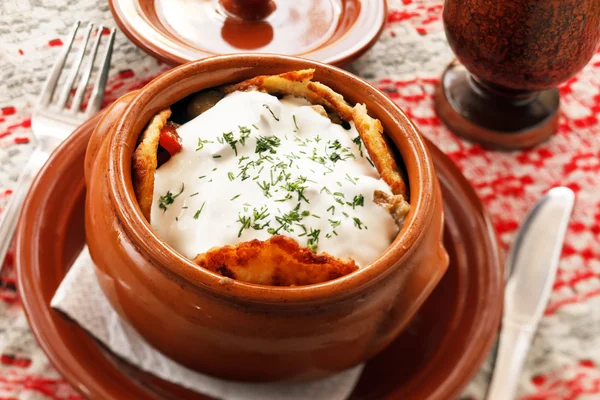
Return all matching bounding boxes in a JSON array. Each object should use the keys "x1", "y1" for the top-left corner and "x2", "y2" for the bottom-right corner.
[{"x1": 50, "y1": 247, "x2": 364, "y2": 400}]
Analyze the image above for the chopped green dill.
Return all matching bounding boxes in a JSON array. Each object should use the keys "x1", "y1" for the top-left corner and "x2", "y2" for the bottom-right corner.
[
  {"x1": 196, "y1": 138, "x2": 213, "y2": 151},
  {"x1": 353, "y1": 217, "x2": 365, "y2": 230},
  {"x1": 329, "y1": 140, "x2": 342, "y2": 150},
  {"x1": 213, "y1": 155, "x2": 221, "y2": 158},
  {"x1": 329, "y1": 152, "x2": 342, "y2": 163},
  {"x1": 274, "y1": 161, "x2": 288, "y2": 170},
  {"x1": 230, "y1": 194, "x2": 241, "y2": 201},
  {"x1": 263, "y1": 104, "x2": 280, "y2": 121},
  {"x1": 182, "y1": 206, "x2": 188, "y2": 209},
  {"x1": 190, "y1": 192, "x2": 199, "y2": 196},
  {"x1": 238, "y1": 126, "x2": 251, "y2": 145},
  {"x1": 294, "y1": 136, "x2": 307, "y2": 146},
  {"x1": 268, "y1": 204, "x2": 303, "y2": 234},
  {"x1": 283, "y1": 176, "x2": 309, "y2": 203},
  {"x1": 293, "y1": 115, "x2": 299, "y2": 132},
  {"x1": 297, "y1": 224, "x2": 308, "y2": 236},
  {"x1": 212, "y1": 167, "x2": 217, "y2": 171},
  {"x1": 158, "y1": 183, "x2": 184, "y2": 212},
  {"x1": 329, "y1": 219, "x2": 341, "y2": 229},
  {"x1": 340, "y1": 147, "x2": 356, "y2": 161},
  {"x1": 228, "y1": 172, "x2": 235, "y2": 181},
  {"x1": 342, "y1": 211, "x2": 349, "y2": 218},
  {"x1": 217, "y1": 136, "x2": 224, "y2": 144},
  {"x1": 366, "y1": 156, "x2": 375, "y2": 167},
  {"x1": 345, "y1": 173, "x2": 357, "y2": 185},
  {"x1": 352, "y1": 135, "x2": 364, "y2": 156},
  {"x1": 252, "y1": 124, "x2": 259, "y2": 130},
  {"x1": 348, "y1": 194, "x2": 365, "y2": 209},
  {"x1": 275, "y1": 193, "x2": 293, "y2": 202},
  {"x1": 253, "y1": 206, "x2": 269, "y2": 220},
  {"x1": 309, "y1": 148, "x2": 326, "y2": 165},
  {"x1": 307, "y1": 228, "x2": 320, "y2": 252},
  {"x1": 257, "y1": 181, "x2": 272, "y2": 198},
  {"x1": 256, "y1": 153, "x2": 274, "y2": 165},
  {"x1": 321, "y1": 186, "x2": 331, "y2": 194},
  {"x1": 255, "y1": 135, "x2": 281, "y2": 154},
  {"x1": 327, "y1": 205, "x2": 335, "y2": 214},
  {"x1": 333, "y1": 192, "x2": 345, "y2": 197},
  {"x1": 238, "y1": 162, "x2": 252, "y2": 181},
  {"x1": 222, "y1": 131, "x2": 238, "y2": 155},
  {"x1": 314, "y1": 135, "x2": 321, "y2": 143},
  {"x1": 252, "y1": 207, "x2": 271, "y2": 230},
  {"x1": 312, "y1": 214, "x2": 321, "y2": 219},
  {"x1": 237, "y1": 214, "x2": 251, "y2": 237},
  {"x1": 194, "y1": 202, "x2": 206, "y2": 219},
  {"x1": 238, "y1": 155, "x2": 249, "y2": 165}
]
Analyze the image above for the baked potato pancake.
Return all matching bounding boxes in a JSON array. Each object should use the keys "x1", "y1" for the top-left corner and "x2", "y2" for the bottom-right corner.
[{"x1": 132, "y1": 70, "x2": 409, "y2": 286}]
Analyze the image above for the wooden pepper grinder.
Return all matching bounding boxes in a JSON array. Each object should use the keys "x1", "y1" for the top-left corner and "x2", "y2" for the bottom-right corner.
[{"x1": 435, "y1": 0, "x2": 600, "y2": 150}]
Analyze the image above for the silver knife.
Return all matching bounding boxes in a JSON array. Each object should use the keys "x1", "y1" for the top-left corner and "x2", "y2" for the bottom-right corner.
[{"x1": 487, "y1": 187, "x2": 575, "y2": 400}]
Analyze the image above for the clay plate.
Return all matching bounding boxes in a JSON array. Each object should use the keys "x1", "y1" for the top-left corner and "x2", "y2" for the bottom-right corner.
[
  {"x1": 16, "y1": 112, "x2": 502, "y2": 399},
  {"x1": 108, "y1": 0, "x2": 386, "y2": 66}
]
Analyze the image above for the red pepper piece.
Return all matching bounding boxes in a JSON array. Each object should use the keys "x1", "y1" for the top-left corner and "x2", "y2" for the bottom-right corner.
[{"x1": 159, "y1": 122, "x2": 182, "y2": 155}]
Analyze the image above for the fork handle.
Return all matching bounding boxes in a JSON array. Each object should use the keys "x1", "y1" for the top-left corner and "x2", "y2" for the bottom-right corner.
[{"x1": 0, "y1": 147, "x2": 48, "y2": 269}]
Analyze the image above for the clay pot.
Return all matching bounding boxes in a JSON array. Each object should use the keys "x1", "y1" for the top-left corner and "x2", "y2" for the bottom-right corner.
[{"x1": 84, "y1": 54, "x2": 449, "y2": 382}]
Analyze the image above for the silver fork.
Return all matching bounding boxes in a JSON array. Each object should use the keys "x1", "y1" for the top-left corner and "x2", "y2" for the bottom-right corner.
[{"x1": 0, "y1": 22, "x2": 116, "y2": 270}]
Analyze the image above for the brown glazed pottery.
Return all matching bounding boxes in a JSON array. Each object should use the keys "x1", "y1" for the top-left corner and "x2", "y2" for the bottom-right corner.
[
  {"x1": 108, "y1": 0, "x2": 386, "y2": 66},
  {"x1": 83, "y1": 54, "x2": 448, "y2": 382},
  {"x1": 16, "y1": 111, "x2": 502, "y2": 399},
  {"x1": 435, "y1": 0, "x2": 600, "y2": 150}
]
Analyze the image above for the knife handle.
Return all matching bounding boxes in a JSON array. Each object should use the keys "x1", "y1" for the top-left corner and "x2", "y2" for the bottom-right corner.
[{"x1": 487, "y1": 319, "x2": 534, "y2": 400}]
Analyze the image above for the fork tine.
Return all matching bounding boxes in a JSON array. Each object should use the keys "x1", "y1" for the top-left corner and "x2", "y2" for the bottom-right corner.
[
  {"x1": 71, "y1": 26, "x2": 104, "y2": 113},
  {"x1": 39, "y1": 22, "x2": 80, "y2": 107},
  {"x1": 56, "y1": 23, "x2": 94, "y2": 110},
  {"x1": 85, "y1": 28, "x2": 116, "y2": 118}
]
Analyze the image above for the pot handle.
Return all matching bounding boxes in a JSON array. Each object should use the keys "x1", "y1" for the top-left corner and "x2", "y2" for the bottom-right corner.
[{"x1": 84, "y1": 91, "x2": 138, "y2": 185}]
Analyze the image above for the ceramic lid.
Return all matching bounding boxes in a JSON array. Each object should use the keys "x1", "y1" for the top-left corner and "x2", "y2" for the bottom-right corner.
[{"x1": 108, "y1": 0, "x2": 386, "y2": 66}]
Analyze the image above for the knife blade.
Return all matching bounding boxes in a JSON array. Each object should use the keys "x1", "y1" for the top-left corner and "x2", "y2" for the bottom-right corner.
[{"x1": 487, "y1": 187, "x2": 575, "y2": 400}]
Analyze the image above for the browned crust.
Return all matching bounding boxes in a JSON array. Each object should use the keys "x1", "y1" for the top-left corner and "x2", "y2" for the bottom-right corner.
[
  {"x1": 353, "y1": 104, "x2": 407, "y2": 196},
  {"x1": 374, "y1": 190, "x2": 411, "y2": 227},
  {"x1": 193, "y1": 235, "x2": 358, "y2": 286},
  {"x1": 132, "y1": 108, "x2": 171, "y2": 221}
]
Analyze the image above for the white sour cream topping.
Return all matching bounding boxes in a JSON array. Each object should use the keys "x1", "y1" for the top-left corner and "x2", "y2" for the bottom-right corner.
[{"x1": 151, "y1": 91, "x2": 399, "y2": 267}]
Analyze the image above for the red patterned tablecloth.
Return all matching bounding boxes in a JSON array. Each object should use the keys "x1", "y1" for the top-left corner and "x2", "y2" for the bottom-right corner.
[{"x1": 0, "y1": 0, "x2": 599, "y2": 398}]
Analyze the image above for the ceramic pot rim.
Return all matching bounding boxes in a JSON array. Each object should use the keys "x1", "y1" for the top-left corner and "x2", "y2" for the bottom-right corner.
[{"x1": 107, "y1": 54, "x2": 437, "y2": 304}]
